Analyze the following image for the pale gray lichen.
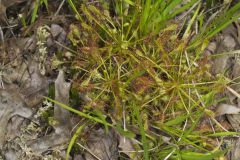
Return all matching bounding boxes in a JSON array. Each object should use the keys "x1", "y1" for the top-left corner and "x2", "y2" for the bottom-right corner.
[
  {"x1": 37, "y1": 26, "x2": 50, "y2": 43},
  {"x1": 24, "y1": 100, "x2": 53, "y2": 135},
  {"x1": 0, "y1": 63, "x2": 6, "y2": 89},
  {"x1": 37, "y1": 100, "x2": 54, "y2": 118},
  {"x1": 1, "y1": 100, "x2": 61, "y2": 160},
  {"x1": 36, "y1": 25, "x2": 50, "y2": 75},
  {"x1": 0, "y1": 71, "x2": 4, "y2": 89}
]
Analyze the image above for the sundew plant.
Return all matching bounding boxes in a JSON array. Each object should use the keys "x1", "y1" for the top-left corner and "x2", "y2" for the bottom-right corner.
[{"x1": 48, "y1": 0, "x2": 240, "y2": 159}]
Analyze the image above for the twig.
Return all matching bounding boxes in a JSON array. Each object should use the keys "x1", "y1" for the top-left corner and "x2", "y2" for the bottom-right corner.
[
  {"x1": 76, "y1": 142, "x2": 102, "y2": 160},
  {"x1": 54, "y1": 0, "x2": 66, "y2": 16},
  {"x1": 163, "y1": 149, "x2": 176, "y2": 160}
]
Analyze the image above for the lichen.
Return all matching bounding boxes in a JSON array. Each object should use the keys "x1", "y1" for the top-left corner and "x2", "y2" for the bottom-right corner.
[
  {"x1": 36, "y1": 25, "x2": 50, "y2": 75},
  {"x1": 1, "y1": 99, "x2": 62, "y2": 159}
]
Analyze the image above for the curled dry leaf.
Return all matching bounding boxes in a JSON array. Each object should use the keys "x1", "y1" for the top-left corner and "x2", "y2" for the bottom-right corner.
[
  {"x1": 215, "y1": 103, "x2": 240, "y2": 116},
  {"x1": 118, "y1": 136, "x2": 138, "y2": 159},
  {"x1": 28, "y1": 70, "x2": 72, "y2": 154},
  {"x1": 54, "y1": 70, "x2": 71, "y2": 133},
  {"x1": 0, "y1": 0, "x2": 28, "y2": 23},
  {"x1": 0, "y1": 89, "x2": 32, "y2": 149},
  {"x1": 84, "y1": 128, "x2": 118, "y2": 160},
  {"x1": 228, "y1": 138, "x2": 240, "y2": 160}
]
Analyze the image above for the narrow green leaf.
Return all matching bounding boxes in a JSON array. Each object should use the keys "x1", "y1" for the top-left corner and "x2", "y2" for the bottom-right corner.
[
  {"x1": 31, "y1": 0, "x2": 39, "y2": 24},
  {"x1": 162, "y1": 0, "x2": 181, "y2": 17},
  {"x1": 42, "y1": 0, "x2": 49, "y2": 13},
  {"x1": 67, "y1": 0, "x2": 82, "y2": 21},
  {"x1": 226, "y1": 1, "x2": 240, "y2": 17},
  {"x1": 133, "y1": 102, "x2": 149, "y2": 160},
  {"x1": 123, "y1": 0, "x2": 134, "y2": 6},
  {"x1": 183, "y1": 2, "x2": 201, "y2": 39},
  {"x1": 116, "y1": 124, "x2": 136, "y2": 138},
  {"x1": 181, "y1": 149, "x2": 227, "y2": 160},
  {"x1": 66, "y1": 124, "x2": 85, "y2": 160},
  {"x1": 206, "y1": 131, "x2": 240, "y2": 137},
  {"x1": 44, "y1": 97, "x2": 113, "y2": 127},
  {"x1": 164, "y1": 114, "x2": 188, "y2": 126},
  {"x1": 169, "y1": 0, "x2": 198, "y2": 19}
]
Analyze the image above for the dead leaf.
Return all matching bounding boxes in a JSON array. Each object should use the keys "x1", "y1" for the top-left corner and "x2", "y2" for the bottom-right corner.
[
  {"x1": 0, "y1": 89, "x2": 32, "y2": 149},
  {"x1": 228, "y1": 138, "x2": 240, "y2": 160},
  {"x1": 84, "y1": 128, "x2": 119, "y2": 160},
  {"x1": 118, "y1": 135, "x2": 138, "y2": 159},
  {"x1": 27, "y1": 70, "x2": 72, "y2": 154},
  {"x1": 54, "y1": 70, "x2": 71, "y2": 133},
  {"x1": 215, "y1": 103, "x2": 240, "y2": 116}
]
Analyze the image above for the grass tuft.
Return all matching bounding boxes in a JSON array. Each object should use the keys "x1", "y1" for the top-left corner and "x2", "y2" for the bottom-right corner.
[{"x1": 49, "y1": 1, "x2": 240, "y2": 159}]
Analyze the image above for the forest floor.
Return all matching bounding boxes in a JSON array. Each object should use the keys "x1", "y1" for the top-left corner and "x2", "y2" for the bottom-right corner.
[{"x1": 1, "y1": 0, "x2": 240, "y2": 160}]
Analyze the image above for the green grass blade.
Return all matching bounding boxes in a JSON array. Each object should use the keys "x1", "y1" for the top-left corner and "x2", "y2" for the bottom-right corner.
[
  {"x1": 164, "y1": 114, "x2": 189, "y2": 126},
  {"x1": 31, "y1": 0, "x2": 39, "y2": 24},
  {"x1": 226, "y1": 1, "x2": 240, "y2": 16},
  {"x1": 44, "y1": 97, "x2": 112, "y2": 127},
  {"x1": 42, "y1": 0, "x2": 49, "y2": 13},
  {"x1": 183, "y1": 3, "x2": 201, "y2": 39},
  {"x1": 133, "y1": 102, "x2": 149, "y2": 160},
  {"x1": 169, "y1": 0, "x2": 198, "y2": 19},
  {"x1": 206, "y1": 131, "x2": 240, "y2": 137},
  {"x1": 162, "y1": 0, "x2": 181, "y2": 18},
  {"x1": 116, "y1": 124, "x2": 136, "y2": 138},
  {"x1": 66, "y1": 124, "x2": 86, "y2": 160},
  {"x1": 206, "y1": 14, "x2": 240, "y2": 38},
  {"x1": 140, "y1": 0, "x2": 151, "y2": 35},
  {"x1": 123, "y1": 0, "x2": 134, "y2": 6},
  {"x1": 180, "y1": 149, "x2": 227, "y2": 160},
  {"x1": 66, "y1": 0, "x2": 82, "y2": 21}
]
